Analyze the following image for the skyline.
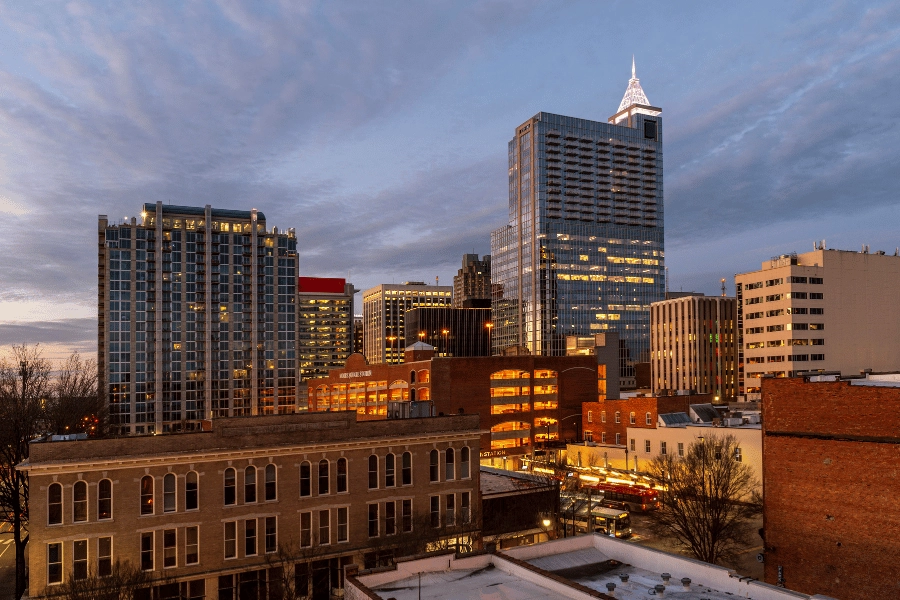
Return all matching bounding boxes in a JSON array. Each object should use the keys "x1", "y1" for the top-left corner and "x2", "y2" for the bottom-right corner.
[{"x1": 1, "y1": 1, "x2": 899, "y2": 360}]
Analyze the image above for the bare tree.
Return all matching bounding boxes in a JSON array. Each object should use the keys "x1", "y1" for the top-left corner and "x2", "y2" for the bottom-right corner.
[
  {"x1": 264, "y1": 537, "x2": 333, "y2": 600},
  {"x1": 46, "y1": 560, "x2": 150, "y2": 600},
  {"x1": 0, "y1": 344, "x2": 52, "y2": 599},
  {"x1": 45, "y1": 352, "x2": 103, "y2": 437},
  {"x1": 645, "y1": 433, "x2": 761, "y2": 565}
]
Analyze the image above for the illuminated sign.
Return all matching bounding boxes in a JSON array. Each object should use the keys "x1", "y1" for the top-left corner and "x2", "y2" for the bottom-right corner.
[{"x1": 339, "y1": 370, "x2": 372, "y2": 379}]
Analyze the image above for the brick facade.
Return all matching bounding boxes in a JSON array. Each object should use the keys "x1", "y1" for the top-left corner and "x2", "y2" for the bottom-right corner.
[
  {"x1": 762, "y1": 376, "x2": 900, "y2": 599},
  {"x1": 581, "y1": 395, "x2": 697, "y2": 446},
  {"x1": 21, "y1": 412, "x2": 481, "y2": 599}
]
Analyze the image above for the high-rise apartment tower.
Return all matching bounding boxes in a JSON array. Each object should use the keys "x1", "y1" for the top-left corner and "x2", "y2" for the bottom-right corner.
[
  {"x1": 99, "y1": 203, "x2": 298, "y2": 434},
  {"x1": 362, "y1": 282, "x2": 452, "y2": 364},
  {"x1": 491, "y1": 59, "x2": 665, "y2": 375},
  {"x1": 453, "y1": 254, "x2": 492, "y2": 308},
  {"x1": 297, "y1": 277, "x2": 357, "y2": 388}
]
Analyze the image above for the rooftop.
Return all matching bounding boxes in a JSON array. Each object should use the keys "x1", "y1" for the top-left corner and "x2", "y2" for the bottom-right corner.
[{"x1": 353, "y1": 534, "x2": 836, "y2": 600}]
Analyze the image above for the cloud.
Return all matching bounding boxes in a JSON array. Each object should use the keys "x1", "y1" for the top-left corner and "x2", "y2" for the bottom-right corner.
[{"x1": 0, "y1": 318, "x2": 95, "y2": 347}]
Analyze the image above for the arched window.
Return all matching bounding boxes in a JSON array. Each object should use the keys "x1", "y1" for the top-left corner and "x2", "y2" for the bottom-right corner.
[
  {"x1": 73, "y1": 481, "x2": 88, "y2": 522},
  {"x1": 385, "y1": 453, "x2": 395, "y2": 487},
  {"x1": 418, "y1": 369, "x2": 430, "y2": 383},
  {"x1": 445, "y1": 448, "x2": 455, "y2": 481},
  {"x1": 402, "y1": 452, "x2": 412, "y2": 486},
  {"x1": 245, "y1": 466, "x2": 257, "y2": 503},
  {"x1": 48, "y1": 483, "x2": 62, "y2": 525},
  {"x1": 368, "y1": 455, "x2": 378, "y2": 490},
  {"x1": 460, "y1": 447, "x2": 471, "y2": 479},
  {"x1": 318, "y1": 460, "x2": 329, "y2": 495},
  {"x1": 429, "y1": 449, "x2": 439, "y2": 482},
  {"x1": 224, "y1": 468, "x2": 236, "y2": 505},
  {"x1": 410, "y1": 370, "x2": 416, "y2": 384},
  {"x1": 98, "y1": 479, "x2": 112, "y2": 520},
  {"x1": 299, "y1": 462, "x2": 311, "y2": 497},
  {"x1": 418, "y1": 387, "x2": 431, "y2": 401},
  {"x1": 336, "y1": 458, "x2": 348, "y2": 493},
  {"x1": 410, "y1": 388, "x2": 416, "y2": 402},
  {"x1": 185, "y1": 472, "x2": 198, "y2": 511},
  {"x1": 265, "y1": 464, "x2": 277, "y2": 501},
  {"x1": 163, "y1": 473, "x2": 176, "y2": 512},
  {"x1": 140, "y1": 475, "x2": 154, "y2": 515}
]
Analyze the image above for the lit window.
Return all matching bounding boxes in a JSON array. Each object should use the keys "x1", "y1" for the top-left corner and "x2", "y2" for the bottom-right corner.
[{"x1": 140, "y1": 476, "x2": 154, "y2": 515}]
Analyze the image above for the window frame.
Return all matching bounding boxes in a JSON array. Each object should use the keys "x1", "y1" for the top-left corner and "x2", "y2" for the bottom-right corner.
[
  {"x1": 645, "y1": 412, "x2": 652, "y2": 425},
  {"x1": 337, "y1": 506, "x2": 349, "y2": 543},
  {"x1": 244, "y1": 518, "x2": 257, "y2": 557},
  {"x1": 244, "y1": 465, "x2": 257, "y2": 504},
  {"x1": 336, "y1": 458, "x2": 348, "y2": 493},
  {"x1": 460, "y1": 446, "x2": 470, "y2": 479},
  {"x1": 48, "y1": 482, "x2": 63, "y2": 525},
  {"x1": 163, "y1": 528, "x2": 177, "y2": 568},
  {"x1": 430, "y1": 495, "x2": 440, "y2": 528},
  {"x1": 300, "y1": 461, "x2": 311, "y2": 497},
  {"x1": 47, "y1": 542, "x2": 63, "y2": 585},
  {"x1": 367, "y1": 503, "x2": 379, "y2": 538},
  {"x1": 185, "y1": 526, "x2": 199, "y2": 565},
  {"x1": 445, "y1": 448, "x2": 455, "y2": 481},
  {"x1": 73, "y1": 481, "x2": 88, "y2": 523},
  {"x1": 224, "y1": 521, "x2": 237, "y2": 560},
  {"x1": 98, "y1": 536, "x2": 113, "y2": 577},
  {"x1": 368, "y1": 455, "x2": 378, "y2": 490},
  {"x1": 429, "y1": 449, "x2": 439, "y2": 482},
  {"x1": 185, "y1": 471, "x2": 199, "y2": 511},
  {"x1": 224, "y1": 468, "x2": 236, "y2": 506},
  {"x1": 141, "y1": 531, "x2": 154, "y2": 571},
  {"x1": 140, "y1": 475, "x2": 154, "y2": 515},
  {"x1": 264, "y1": 464, "x2": 277, "y2": 501},
  {"x1": 300, "y1": 512, "x2": 312, "y2": 547},
  {"x1": 98, "y1": 478, "x2": 113, "y2": 520},
  {"x1": 318, "y1": 459, "x2": 330, "y2": 496},
  {"x1": 319, "y1": 509, "x2": 330, "y2": 545},
  {"x1": 614, "y1": 411, "x2": 621, "y2": 424},
  {"x1": 73, "y1": 539, "x2": 88, "y2": 580},
  {"x1": 265, "y1": 516, "x2": 277, "y2": 554},
  {"x1": 629, "y1": 412, "x2": 636, "y2": 425},
  {"x1": 401, "y1": 452, "x2": 412, "y2": 486},
  {"x1": 163, "y1": 473, "x2": 176, "y2": 513},
  {"x1": 385, "y1": 453, "x2": 395, "y2": 488}
]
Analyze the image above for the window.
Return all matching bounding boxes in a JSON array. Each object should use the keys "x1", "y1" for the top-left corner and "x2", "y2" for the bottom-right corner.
[
  {"x1": 810, "y1": 277, "x2": 823, "y2": 284},
  {"x1": 245, "y1": 466, "x2": 257, "y2": 503},
  {"x1": 337, "y1": 458, "x2": 348, "y2": 493},
  {"x1": 368, "y1": 504, "x2": 379, "y2": 537},
  {"x1": 429, "y1": 450, "x2": 439, "y2": 482},
  {"x1": 48, "y1": 543, "x2": 63, "y2": 584},
  {"x1": 734, "y1": 447, "x2": 743, "y2": 462},
  {"x1": 628, "y1": 437, "x2": 634, "y2": 451},
  {"x1": 245, "y1": 519, "x2": 257, "y2": 556},
  {"x1": 185, "y1": 471, "x2": 198, "y2": 511},
  {"x1": 401, "y1": 452, "x2": 412, "y2": 485},
  {"x1": 810, "y1": 307, "x2": 824, "y2": 315},
  {"x1": 141, "y1": 475, "x2": 154, "y2": 515},
  {"x1": 186, "y1": 526, "x2": 199, "y2": 565},
  {"x1": 337, "y1": 507, "x2": 349, "y2": 542},
  {"x1": 660, "y1": 441, "x2": 667, "y2": 455},
  {"x1": 319, "y1": 510, "x2": 330, "y2": 545},
  {"x1": 224, "y1": 522, "x2": 236, "y2": 559},
  {"x1": 460, "y1": 447, "x2": 470, "y2": 479},
  {"x1": 788, "y1": 292, "x2": 807, "y2": 299},
  {"x1": 461, "y1": 492, "x2": 471, "y2": 523},
  {"x1": 163, "y1": 529, "x2": 176, "y2": 568},
  {"x1": 224, "y1": 468, "x2": 236, "y2": 505},
  {"x1": 678, "y1": 442, "x2": 684, "y2": 457},
  {"x1": 141, "y1": 532, "x2": 154, "y2": 570},
  {"x1": 368, "y1": 455, "x2": 378, "y2": 490},
  {"x1": 765, "y1": 278, "x2": 783, "y2": 287},
  {"x1": 265, "y1": 464, "x2": 276, "y2": 501},
  {"x1": 98, "y1": 536, "x2": 112, "y2": 576},
  {"x1": 599, "y1": 432, "x2": 604, "y2": 443},
  {"x1": 300, "y1": 512, "x2": 311, "y2": 547},
  {"x1": 614, "y1": 411, "x2": 621, "y2": 424},
  {"x1": 402, "y1": 499, "x2": 412, "y2": 532},
  {"x1": 445, "y1": 448, "x2": 455, "y2": 481},
  {"x1": 318, "y1": 460, "x2": 329, "y2": 495},
  {"x1": 587, "y1": 411, "x2": 593, "y2": 423},
  {"x1": 73, "y1": 481, "x2": 88, "y2": 522},
  {"x1": 446, "y1": 494, "x2": 456, "y2": 527},
  {"x1": 601, "y1": 411, "x2": 606, "y2": 423},
  {"x1": 645, "y1": 412, "x2": 652, "y2": 425},
  {"x1": 300, "y1": 462, "x2": 311, "y2": 497},
  {"x1": 48, "y1": 483, "x2": 62, "y2": 525},
  {"x1": 616, "y1": 433, "x2": 621, "y2": 445},
  {"x1": 430, "y1": 496, "x2": 440, "y2": 528},
  {"x1": 164, "y1": 473, "x2": 176, "y2": 513},
  {"x1": 629, "y1": 412, "x2": 635, "y2": 425},
  {"x1": 787, "y1": 276, "x2": 807, "y2": 284},
  {"x1": 809, "y1": 323, "x2": 824, "y2": 330},
  {"x1": 811, "y1": 354, "x2": 825, "y2": 361},
  {"x1": 385, "y1": 501, "x2": 396, "y2": 535},
  {"x1": 261, "y1": 516, "x2": 276, "y2": 554},
  {"x1": 644, "y1": 440, "x2": 651, "y2": 453},
  {"x1": 73, "y1": 539, "x2": 88, "y2": 580},
  {"x1": 385, "y1": 453, "x2": 395, "y2": 487}
]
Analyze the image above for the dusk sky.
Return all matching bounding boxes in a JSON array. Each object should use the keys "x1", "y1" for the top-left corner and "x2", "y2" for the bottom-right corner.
[{"x1": 0, "y1": 1, "x2": 898, "y2": 360}]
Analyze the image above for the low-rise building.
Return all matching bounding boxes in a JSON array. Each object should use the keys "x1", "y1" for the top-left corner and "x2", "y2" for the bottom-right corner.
[
  {"x1": 762, "y1": 373, "x2": 900, "y2": 599},
  {"x1": 20, "y1": 412, "x2": 481, "y2": 599}
]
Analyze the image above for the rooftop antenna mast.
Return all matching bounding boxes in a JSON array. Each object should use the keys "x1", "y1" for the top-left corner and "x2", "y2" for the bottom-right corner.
[{"x1": 721, "y1": 278, "x2": 726, "y2": 297}]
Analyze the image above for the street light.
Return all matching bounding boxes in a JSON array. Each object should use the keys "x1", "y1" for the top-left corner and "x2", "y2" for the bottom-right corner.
[
  {"x1": 484, "y1": 322, "x2": 494, "y2": 356},
  {"x1": 441, "y1": 328, "x2": 450, "y2": 357}
]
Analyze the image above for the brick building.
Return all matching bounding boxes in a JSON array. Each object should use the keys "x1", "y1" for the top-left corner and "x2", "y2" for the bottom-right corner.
[
  {"x1": 761, "y1": 374, "x2": 900, "y2": 599},
  {"x1": 306, "y1": 345, "x2": 607, "y2": 468},
  {"x1": 20, "y1": 412, "x2": 480, "y2": 599},
  {"x1": 581, "y1": 395, "x2": 699, "y2": 448}
]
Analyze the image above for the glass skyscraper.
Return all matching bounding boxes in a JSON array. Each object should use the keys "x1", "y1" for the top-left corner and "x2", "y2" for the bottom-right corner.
[
  {"x1": 99, "y1": 202, "x2": 298, "y2": 434},
  {"x1": 491, "y1": 63, "x2": 664, "y2": 379}
]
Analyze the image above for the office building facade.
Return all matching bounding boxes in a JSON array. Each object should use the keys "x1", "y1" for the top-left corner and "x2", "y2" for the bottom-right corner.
[
  {"x1": 735, "y1": 248, "x2": 900, "y2": 397},
  {"x1": 491, "y1": 61, "x2": 664, "y2": 376},
  {"x1": 650, "y1": 294, "x2": 738, "y2": 401},
  {"x1": 404, "y1": 307, "x2": 492, "y2": 357},
  {"x1": 362, "y1": 283, "x2": 452, "y2": 364},
  {"x1": 452, "y1": 254, "x2": 492, "y2": 308},
  {"x1": 99, "y1": 203, "x2": 298, "y2": 434},
  {"x1": 297, "y1": 277, "x2": 356, "y2": 386}
]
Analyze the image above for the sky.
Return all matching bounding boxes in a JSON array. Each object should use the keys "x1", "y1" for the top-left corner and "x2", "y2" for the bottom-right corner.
[{"x1": 0, "y1": 0, "x2": 898, "y2": 361}]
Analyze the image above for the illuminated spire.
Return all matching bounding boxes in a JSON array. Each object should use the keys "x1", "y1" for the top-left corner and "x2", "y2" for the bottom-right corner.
[{"x1": 618, "y1": 56, "x2": 650, "y2": 113}]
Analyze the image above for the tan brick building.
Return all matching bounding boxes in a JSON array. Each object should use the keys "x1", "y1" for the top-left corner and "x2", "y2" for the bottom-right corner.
[
  {"x1": 21, "y1": 412, "x2": 481, "y2": 599},
  {"x1": 307, "y1": 346, "x2": 605, "y2": 469}
]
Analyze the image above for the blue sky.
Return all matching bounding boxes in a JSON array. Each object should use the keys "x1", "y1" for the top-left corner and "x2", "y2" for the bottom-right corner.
[{"x1": 0, "y1": 1, "x2": 898, "y2": 359}]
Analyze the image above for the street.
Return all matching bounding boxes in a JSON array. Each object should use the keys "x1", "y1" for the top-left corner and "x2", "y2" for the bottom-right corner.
[
  {"x1": 628, "y1": 512, "x2": 764, "y2": 580},
  {"x1": 0, "y1": 522, "x2": 16, "y2": 600}
]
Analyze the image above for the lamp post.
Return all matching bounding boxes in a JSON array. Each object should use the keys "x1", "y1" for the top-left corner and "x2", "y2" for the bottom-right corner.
[
  {"x1": 484, "y1": 321, "x2": 493, "y2": 356},
  {"x1": 441, "y1": 328, "x2": 449, "y2": 357}
]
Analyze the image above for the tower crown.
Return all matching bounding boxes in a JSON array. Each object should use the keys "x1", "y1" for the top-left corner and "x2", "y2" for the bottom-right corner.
[{"x1": 617, "y1": 56, "x2": 651, "y2": 112}]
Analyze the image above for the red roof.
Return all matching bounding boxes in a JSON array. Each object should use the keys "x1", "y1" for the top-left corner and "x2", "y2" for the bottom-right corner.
[{"x1": 298, "y1": 277, "x2": 346, "y2": 294}]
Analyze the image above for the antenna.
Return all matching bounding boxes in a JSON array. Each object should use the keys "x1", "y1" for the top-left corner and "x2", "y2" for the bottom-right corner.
[{"x1": 720, "y1": 278, "x2": 726, "y2": 297}]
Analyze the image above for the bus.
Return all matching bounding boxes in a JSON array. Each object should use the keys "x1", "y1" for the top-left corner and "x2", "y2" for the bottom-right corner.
[
  {"x1": 591, "y1": 482, "x2": 659, "y2": 512},
  {"x1": 573, "y1": 505, "x2": 632, "y2": 539}
]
